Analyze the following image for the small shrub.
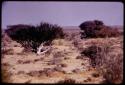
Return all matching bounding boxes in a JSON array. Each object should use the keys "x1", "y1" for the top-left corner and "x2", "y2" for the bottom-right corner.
[
  {"x1": 53, "y1": 51, "x2": 64, "y2": 58},
  {"x1": 27, "y1": 71, "x2": 39, "y2": 77},
  {"x1": 91, "y1": 72, "x2": 100, "y2": 78},
  {"x1": 84, "y1": 77, "x2": 92, "y2": 82},
  {"x1": 72, "y1": 39, "x2": 79, "y2": 47},
  {"x1": 48, "y1": 57, "x2": 62, "y2": 65},
  {"x1": 43, "y1": 68, "x2": 55, "y2": 77},
  {"x1": 58, "y1": 63, "x2": 67, "y2": 67},
  {"x1": 17, "y1": 71, "x2": 25, "y2": 74},
  {"x1": 53, "y1": 66, "x2": 63, "y2": 72},
  {"x1": 72, "y1": 68, "x2": 81, "y2": 73},
  {"x1": 64, "y1": 33, "x2": 71, "y2": 40},
  {"x1": 64, "y1": 57, "x2": 70, "y2": 60},
  {"x1": 23, "y1": 60, "x2": 31, "y2": 64},
  {"x1": 2, "y1": 63, "x2": 10, "y2": 67},
  {"x1": 2, "y1": 33, "x2": 13, "y2": 45},
  {"x1": 2, "y1": 48, "x2": 14, "y2": 55},
  {"x1": 71, "y1": 33, "x2": 76, "y2": 40},
  {"x1": 13, "y1": 44, "x2": 19, "y2": 47},
  {"x1": 34, "y1": 59, "x2": 40, "y2": 62},
  {"x1": 57, "y1": 78, "x2": 76, "y2": 84},
  {"x1": 17, "y1": 60, "x2": 23, "y2": 64},
  {"x1": 2, "y1": 66, "x2": 12, "y2": 83},
  {"x1": 76, "y1": 55, "x2": 83, "y2": 59},
  {"x1": 81, "y1": 63, "x2": 85, "y2": 65},
  {"x1": 81, "y1": 45, "x2": 102, "y2": 67}
]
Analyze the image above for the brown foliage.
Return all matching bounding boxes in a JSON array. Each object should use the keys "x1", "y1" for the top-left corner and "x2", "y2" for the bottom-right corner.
[
  {"x1": 95, "y1": 27, "x2": 120, "y2": 38},
  {"x1": 57, "y1": 78, "x2": 76, "y2": 84},
  {"x1": 79, "y1": 20, "x2": 121, "y2": 38},
  {"x1": 81, "y1": 39, "x2": 123, "y2": 84},
  {"x1": 2, "y1": 66, "x2": 12, "y2": 83}
]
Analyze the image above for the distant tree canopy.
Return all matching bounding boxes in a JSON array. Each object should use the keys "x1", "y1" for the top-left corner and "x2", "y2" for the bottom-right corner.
[
  {"x1": 5, "y1": 22, "x2": 65, "y2": 52},
  {"x1": 79, "y1": 20, "x2": 120, "y2": 38}
]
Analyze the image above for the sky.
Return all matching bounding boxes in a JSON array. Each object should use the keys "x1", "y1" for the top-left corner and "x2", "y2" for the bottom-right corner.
[{"x1": 2, "y1": 1, "x2": 123, "y2": 29}]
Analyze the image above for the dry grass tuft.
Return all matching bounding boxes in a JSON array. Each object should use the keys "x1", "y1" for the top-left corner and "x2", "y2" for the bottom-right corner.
[
  {"x1": 2, "y1": 66, "x2": 12, "y2": 83},
  {"x1": 2, "y1": 48, "x2": 14, "y2": 55},
  {"x1": 81, "y1": 37, "x2": 123, "y2": 84}
]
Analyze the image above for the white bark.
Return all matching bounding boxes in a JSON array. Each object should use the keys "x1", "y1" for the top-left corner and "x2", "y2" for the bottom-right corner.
[{"x1": 37, "y1": 43, "x2": 51, "y2": 55}]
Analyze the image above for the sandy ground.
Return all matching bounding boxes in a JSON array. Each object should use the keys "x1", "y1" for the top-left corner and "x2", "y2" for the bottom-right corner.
[{"x1": 1, "y1": 38, "x2": 107, "y2": 84}]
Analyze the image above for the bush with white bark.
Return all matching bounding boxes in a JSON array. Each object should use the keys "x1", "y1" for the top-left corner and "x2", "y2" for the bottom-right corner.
[{"x1": 5, "y1": 22, "x2": 64, "y2": 54}]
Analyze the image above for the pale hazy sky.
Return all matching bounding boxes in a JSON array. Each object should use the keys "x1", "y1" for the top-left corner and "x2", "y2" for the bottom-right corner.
[{"x1": 2, "y1": 1, "x2": 123, "y2": 29}]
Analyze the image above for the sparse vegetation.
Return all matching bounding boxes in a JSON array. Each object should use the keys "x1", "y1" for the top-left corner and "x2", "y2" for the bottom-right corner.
[
  {"x1": 81, "y1": 37, "x2": 123, "y2": 84},
  {"x1": 2, "y1": 20, "x2": 123, "y2": 84}
]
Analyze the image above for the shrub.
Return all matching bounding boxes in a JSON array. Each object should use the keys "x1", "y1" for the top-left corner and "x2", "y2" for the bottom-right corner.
[
  {"x1": 79, "y1": 20, "x2": 120, "y2": 38},
  {"x1": 81, "y1": 45, "x2": 102, "y2": 67},
  {"x1": 58, "y1": 63, "x2": 67, "y2": 67},
  {"x1": 2, "y1": 33, "x2": 13, "y2": 47},
  {"x1": 72, "y1": 39, "x2": 79, "y2": 47},
  {"x1": 91, "y1": 72, "x2": 100, "y2": 78},
  {"x1": 2, "y1": 66, "x2": 12, "y2": 83},
  {"x1": 84, "y1": 77, "x2": 92, "y2": 82},
  {"x1": 43, "y1": 68, "x2": 55, "y2": 77},
  {"x1": 81, "y1": 42, "x2": 123, "y2": 84},
  {"x1": 5, "y1": 22, "x2": 65, "y2": 53},
  {"x1": 2, "y1": 48, "x2": 14, "y2": 55},
  {"x1": 57, "y1": 78, "x2": 76, "y2": 84},
  {"x1": 53, "y1": 51, "x2": 64, "y2": 58},
  {"x1": 72, "y1": 68, "x2": 81, "y2": 73},
  {"x1": 48, "y1": 58, "x2": 62, "y2": 65},
  {"x1": 76, "y1": 55, "x2": 83, "y2": 59},
  {"x1": 95, "y1": 26, "x2": 120, "y2": 38},
  {"x1": 27, "y1": 71, "x2": 39, "y2": 77}
]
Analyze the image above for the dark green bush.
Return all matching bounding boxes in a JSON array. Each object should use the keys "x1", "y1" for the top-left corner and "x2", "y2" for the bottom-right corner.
[{"x1": 5, "y1": 22, "x2": 64, "y2": 52}]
